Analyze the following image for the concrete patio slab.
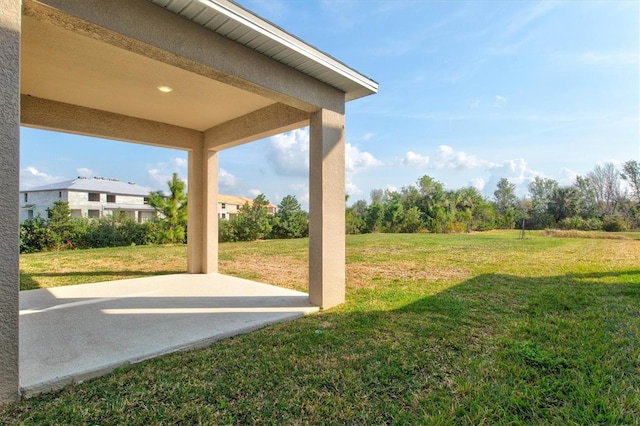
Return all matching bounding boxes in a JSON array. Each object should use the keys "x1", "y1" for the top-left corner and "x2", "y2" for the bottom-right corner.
[{"x1": 19, "y1": 274, "x2": 319, "y2": 397}]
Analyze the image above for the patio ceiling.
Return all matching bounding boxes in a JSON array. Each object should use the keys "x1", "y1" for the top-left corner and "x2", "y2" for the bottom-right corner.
[
  {"x1": 20, "y1": 0, "x2": 378, "y2": 136},
  {"x1": 21, "y1": 13, "x2": 276, "y2": 132}
]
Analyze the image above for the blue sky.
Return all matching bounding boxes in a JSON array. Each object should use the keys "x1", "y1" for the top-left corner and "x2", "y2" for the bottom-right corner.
[{"x1": 21, "y1": 0, "x2": 639, "y2": 209}]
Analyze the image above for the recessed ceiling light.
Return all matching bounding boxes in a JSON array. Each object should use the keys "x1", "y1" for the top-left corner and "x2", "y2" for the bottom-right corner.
[{"x1": 157, "y1": 85, "x2": 173, "y2": 93}]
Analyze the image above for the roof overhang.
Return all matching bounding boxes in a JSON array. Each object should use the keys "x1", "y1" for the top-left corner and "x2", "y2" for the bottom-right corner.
[
  {"x1": 148, "y1": 0, "x2": 378, "y2": 102},
  {"x1": 20, "y1": 0, "x2": 377, "y2": 146}
]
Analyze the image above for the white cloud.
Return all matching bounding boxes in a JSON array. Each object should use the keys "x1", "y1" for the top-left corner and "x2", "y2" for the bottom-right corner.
[
  {"x1": 484, "y1": 158, "x2": 542, "y2": 197},
  {"x1": 470, "y1": 177, "x2": 486, "y2": 191},
  {"x1": 405, "y1": 146, "x2": 491, "y2": 170},
  {"x1": 290, "y1": 182, "x2": 310, "y2": 205},
  {"x1": 248, "y1": 188, "x2": 262, "y2": 198},
  {"x1": 147, "y1": 167, "x2": 169, "y2": 189},
  {"x1": 267, "y1": 129, "x2": 382, "y2": 177},
  {"x1": 147, "y1": 157, "x2": 189, "y2": 190},
  {"x1": 559, "y1": 168, "x2": 579, "y2": 185},
  {"x1": 345, "y1": 142, "x2": 383, "y2": 174},
  {"x1": 266, "y1": 128, "x2": 309, "y2": 177},
  {"x1": 20, "y1": 166, "x2": 64, "y2": 190},
  {"x1": 172, "y1": 157, "x2": 188, "y2": 169},
  {"x1": 494, "y1": 95, "x2": 507, "y2": 108},
  {"x1": 432, "y1": 145, "x2": 488, "y2": 170},
  {"x1": 363, "y1": 133, "x2": 376, "y2": 141},
  {"x1": 345, "y1": 180, "x2": 362, "y2": 197},
  {"x1": 76, "y1": 167, "x2": 94, "y2": 178},
  {"x1": 404, "y1": 151, "x2": 430, "y2": 167},
  {"x1": 219, "y1": 168, "x2": 237, "y2": 192}
]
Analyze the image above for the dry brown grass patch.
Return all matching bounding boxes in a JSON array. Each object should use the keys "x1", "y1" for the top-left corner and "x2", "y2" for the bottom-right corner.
[
  {"x1": 219, "y1": 254, "x2": 308, "y2": 292},
  {"x1": 347, "y1": 261, "x2": 469, "y2": 289}
]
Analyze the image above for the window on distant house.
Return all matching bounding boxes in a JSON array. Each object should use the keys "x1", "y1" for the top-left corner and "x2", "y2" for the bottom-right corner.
[
  {"x1": 88, "y1": 210, "x2": 100, "y2": 218},
  {"x1": 221, "y1": 213, "x2": 226, "y2": 219},
  {"x1": 88, "y1": 193, "x2": 100, "y2": 202},
  {"x1": 144, "y1": 197, "x2": 150, "y2": 205},
  {"x1": 24, "y1": 193, "x2": 28, "y2": 202},
  {"x1": 27, "y1": 210, "x2": 34, "y2": 219},
  {"x1": 107, "y1": 194, "x2": 116, "y2": 203},
  {"x1": 221, "y1": 203, "x2": 226, "y2": 209},
  {"x1": 58, "y1": 191, "x2": 62, "y2": 199}
]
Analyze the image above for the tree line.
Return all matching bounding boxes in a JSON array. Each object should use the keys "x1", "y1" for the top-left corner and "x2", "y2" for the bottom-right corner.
[
  {"x1": 346, "y1": 160, "x2": 640, "y2": 234},
  {"x1": 20, "y1": 173, "x2": 309, "y2": 253},
  {"x1": 19, "y1": 160, "x2": 640, "y2": 253}
]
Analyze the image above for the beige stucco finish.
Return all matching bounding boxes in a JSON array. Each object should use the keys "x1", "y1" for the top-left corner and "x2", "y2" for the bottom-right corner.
[
  {"x1": 0, "y1": 0, "x2": 21, "y2": 404},
  {"x1": 309, "y1": 109, "x2": 347, "y2": 308},
  {"x1": 1, "y1": 0, "x2": 375, "y2": 404}
]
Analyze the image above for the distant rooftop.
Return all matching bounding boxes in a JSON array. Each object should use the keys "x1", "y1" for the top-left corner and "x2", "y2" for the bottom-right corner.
[{"x1": 23, "y1": 177, "x2": 151, "y2": 197}]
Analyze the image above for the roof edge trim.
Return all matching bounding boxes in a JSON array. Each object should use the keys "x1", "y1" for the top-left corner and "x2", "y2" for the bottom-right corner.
[{"x1": 197, "y1": 0, "x2": 378, "y2": 97}]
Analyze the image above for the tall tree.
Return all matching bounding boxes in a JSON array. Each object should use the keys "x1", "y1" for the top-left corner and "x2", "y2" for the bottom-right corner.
[
  {"x1": 383, "y1": 193, "x2": 404, "y2": 233},
  {"x1": 573, "y1": 175, "x2": 598, "y2": 219},
  {"x1": 365, "y1": 201, "x2": 385, "y2": 233},
  {"x1": 416, "y1": 175, "x2": 446, "y2": 228},
  {"x1": 494, "y1": 178, "x2": 517, "y2": 228},
  {"x1": 46, "y1": 200, "x2": 76, "y2": 248},
  {"x1": 528, "y1": 177, "x2": 558, "y2": 228},
  {"x1": 587, "y1": 163, "x2": 620, "y2": 216},
  {"x1": 233, "y1": 194, "x2": 273, "y2": 241},
  {"x1": 269, "y1": 195, "x2": 308, "y2": 239},
  {"x1": 148, "y1": 173, "x2": 188, "y2": 243},
  {"x1": 621, "y1": 160, "x2": 640, "y2": 203},
  {"x1": 346, "y1": 199, "x2": 368, "y2": 234}
]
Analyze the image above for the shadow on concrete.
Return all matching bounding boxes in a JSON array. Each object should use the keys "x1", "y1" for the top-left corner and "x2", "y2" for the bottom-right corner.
[{"x1": 19, "y1": 273, "x2": 318, "y2": 396}]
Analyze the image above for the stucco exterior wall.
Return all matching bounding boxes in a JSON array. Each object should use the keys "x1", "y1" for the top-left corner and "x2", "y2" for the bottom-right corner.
[
  {"x1": 20, "y1": 190, "x2": 152, "y2": 221},
  {"x1": 19, "y1": 190, "x2": 65, "y2": 221},
  {"x1": 218, "y1": 202, "x2": 241, "y2": 220},
  {"x1": 0, "y1": 0, "x2": 21, "y2": 404}
]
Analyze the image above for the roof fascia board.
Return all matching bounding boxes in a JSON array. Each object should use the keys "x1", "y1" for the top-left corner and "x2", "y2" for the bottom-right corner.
[{"x1": 197, "y1": 0, "x2": 378, "y2": 98}]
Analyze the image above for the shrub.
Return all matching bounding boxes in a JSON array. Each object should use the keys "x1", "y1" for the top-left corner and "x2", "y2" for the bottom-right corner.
[
  {"x1": 602, "y1": 215, "x2": 629, "y2": 232},
  {"x1": 20, "y1": 216, "x2": 57, "y2": 253},
  {"x1": 218, "y1": 219, "x2": 237, "y2": 243}
]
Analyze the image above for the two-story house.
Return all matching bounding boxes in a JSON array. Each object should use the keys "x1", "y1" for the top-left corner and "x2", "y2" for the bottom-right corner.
[{"x1": 20, "y1": 177, "x2": 156, "y2": 222}]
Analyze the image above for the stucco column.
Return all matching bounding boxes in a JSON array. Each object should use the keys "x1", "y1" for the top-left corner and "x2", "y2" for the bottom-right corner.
[
  {"x1": 308, "y1": 108, "x2": 346, "y2": 309},
  {"x1": 0, "y1": 0, "x2": 21, "y2": 404},
  {"x1": 187, "y1": 146, "x2": 218, "y2": 273}
]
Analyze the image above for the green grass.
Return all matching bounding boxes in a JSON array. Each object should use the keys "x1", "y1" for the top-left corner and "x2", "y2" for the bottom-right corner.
[{"x1": 5, "y1": 230, "x2": 640, "y2": 424}]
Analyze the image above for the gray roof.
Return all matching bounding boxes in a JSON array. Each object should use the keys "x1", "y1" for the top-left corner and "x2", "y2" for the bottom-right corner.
[
  {"x1": 147, "y1": 0, "x2": 378, "y2": 101},
  {"x1": 24, "y1": 178, "x2": 152, "y2": 197}
]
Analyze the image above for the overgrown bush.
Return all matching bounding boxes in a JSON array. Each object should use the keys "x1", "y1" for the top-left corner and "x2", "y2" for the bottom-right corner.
[
  {"x1": 20, "y1": 216, "x2": 57, "y2": 253},
  {"x1": 80, "y1": 212, "x2": 151, "y2": 248},
  {"x1": 20, "y1": 206, "x2": 160, "y2": 253},
  {"x1": 218, "y1": 219, "x2": 237, "y2": 243},
  {"x1": 602, "y1": 215, "x2": 630, "y2": 232}
]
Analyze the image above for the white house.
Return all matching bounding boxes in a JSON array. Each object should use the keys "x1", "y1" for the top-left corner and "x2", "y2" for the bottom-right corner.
[{"x1": 20, "y1": 177, "x2": 156, "y2": 222}]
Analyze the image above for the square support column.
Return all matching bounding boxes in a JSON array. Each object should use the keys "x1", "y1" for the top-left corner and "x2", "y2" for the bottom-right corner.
[
  {"x1": 0, "y1": 0, "x2": 21, "y2": 404},
  {"x1": 308, "y1": 108, "x2": 346, "y2": 309},
  {"x1": 187, "y1": 146, "x2": 218, "y2": 274}
]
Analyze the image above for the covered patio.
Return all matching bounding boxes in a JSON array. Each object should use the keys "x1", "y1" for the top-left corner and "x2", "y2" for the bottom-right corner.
[
  {"x1": 19, "y1": 274, "x2": 319, "y2": 396},
  {"x1": 0, "y1": 0, "x2": 377, "y2": 402}
]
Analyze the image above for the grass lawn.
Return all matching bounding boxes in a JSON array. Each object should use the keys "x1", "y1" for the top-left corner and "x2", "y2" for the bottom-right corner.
[{"x1": 4, "y1": 230, "x2": 640, "y2": 424}]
